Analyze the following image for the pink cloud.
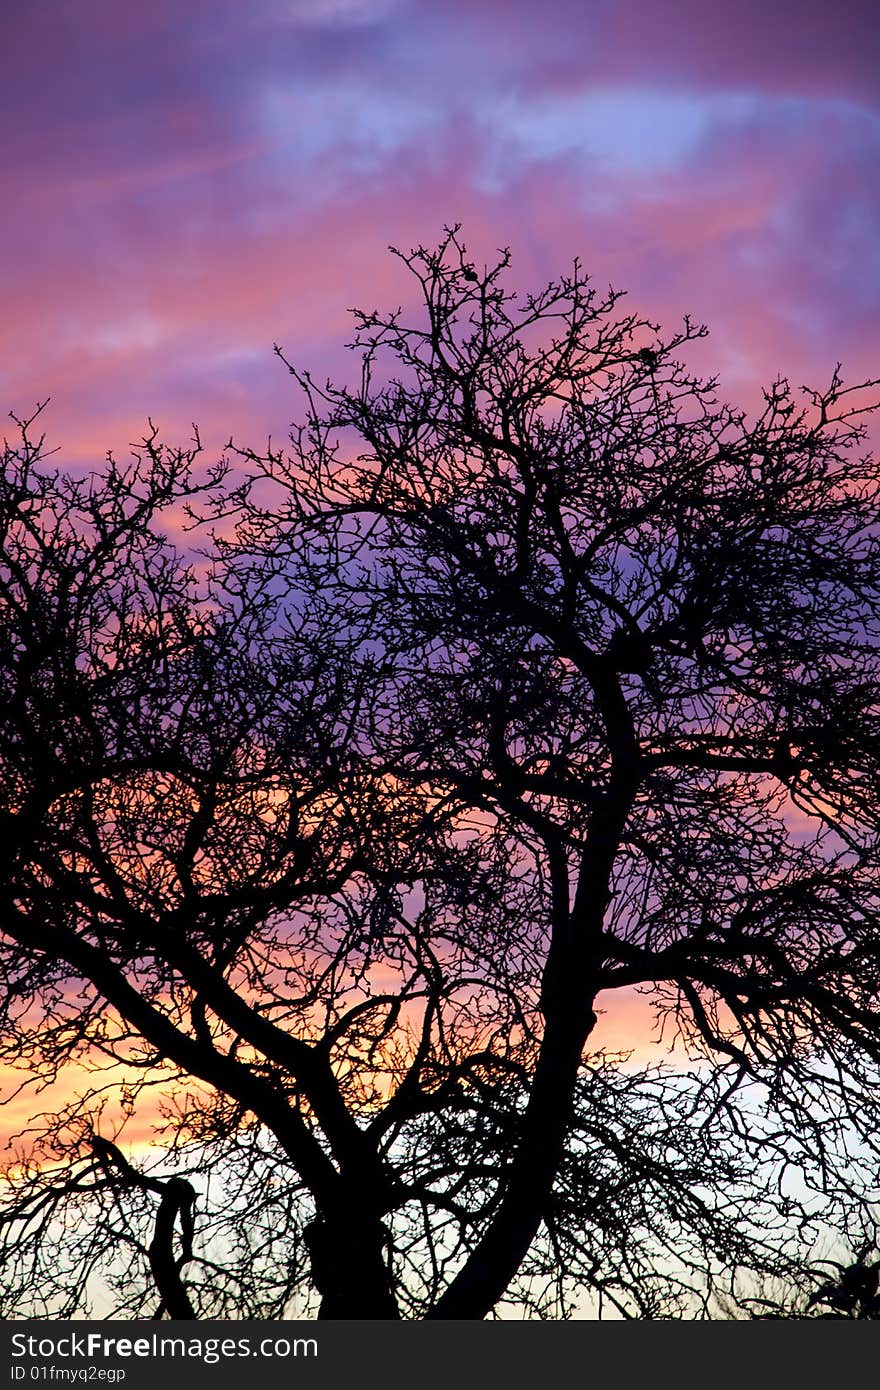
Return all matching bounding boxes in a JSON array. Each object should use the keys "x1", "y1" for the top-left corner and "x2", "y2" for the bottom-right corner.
[{"x1": 0, "y1": 8, "x2": 874, "y2": 571}]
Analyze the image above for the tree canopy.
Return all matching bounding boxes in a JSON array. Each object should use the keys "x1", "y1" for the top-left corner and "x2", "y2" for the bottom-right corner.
[{"x1": 2, "y1": 230, "x2": 880, "y2": 1319}]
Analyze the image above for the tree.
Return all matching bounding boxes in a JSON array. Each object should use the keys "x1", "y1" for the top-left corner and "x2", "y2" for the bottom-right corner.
[{"x1": 2, "y1": 231, "x2": 880, "y2": 1320}]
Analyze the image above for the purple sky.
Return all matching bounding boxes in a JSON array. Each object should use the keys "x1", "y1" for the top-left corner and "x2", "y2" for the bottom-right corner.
[{"x1": 2, "y1": 0, "x2": 878, "y2": 465}]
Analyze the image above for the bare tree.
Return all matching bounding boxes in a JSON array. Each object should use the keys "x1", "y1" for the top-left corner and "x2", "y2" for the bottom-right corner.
[{"x1": 2, "y1": 229, "x2": 880, "y2": 1319}]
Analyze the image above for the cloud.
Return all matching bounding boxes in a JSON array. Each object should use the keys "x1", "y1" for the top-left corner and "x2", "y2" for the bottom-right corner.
[{"x1": 1, "y1": 0, "x2": 875, "y2": 461}]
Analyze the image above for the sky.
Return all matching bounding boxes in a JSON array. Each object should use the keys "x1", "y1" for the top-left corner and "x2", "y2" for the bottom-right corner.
[
  {"x1": 2, "y1": 0, "x2": 879, "y2": 469},
  {"x1": 1, "y1": 0, "x2": 878, "y2": 1155}
]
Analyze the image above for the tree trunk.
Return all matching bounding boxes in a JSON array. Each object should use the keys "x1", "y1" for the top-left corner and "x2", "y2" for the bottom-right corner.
[
  {"x1": 427, "y1": 994, "x2": 597, "y2": 1319},
  {"x1": 428, "y1": 761, "x2": 635, "y2": 1319},
  {"x1": 305, "y1": 1211, "x2": 400, "y2": 1319}
]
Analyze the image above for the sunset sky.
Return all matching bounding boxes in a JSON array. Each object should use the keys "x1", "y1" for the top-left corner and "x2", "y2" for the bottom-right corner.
[
  {"x1": 2, "y1": 2, "x2": 879, "y2": 1152},
  {"x1": 3, "y1": 0, "x2": 878, "y2": 468}
]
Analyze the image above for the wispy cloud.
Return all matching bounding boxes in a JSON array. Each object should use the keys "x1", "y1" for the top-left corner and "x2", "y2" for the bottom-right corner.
[{"x1": 2, "y1": 0, "x2": 876, "y2": 456}]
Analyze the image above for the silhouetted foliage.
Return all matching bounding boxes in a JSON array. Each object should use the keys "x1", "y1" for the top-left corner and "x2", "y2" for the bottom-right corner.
[
  {"x1": 2, "y1": 231, "x2": 880, "y2": 1319},
  {"x1": 807, "y1": 1248, "x2": 880, "y2": 1318},
  {"x1": 724, "y1": 1244, "x2": 880, "y2": 1319}
]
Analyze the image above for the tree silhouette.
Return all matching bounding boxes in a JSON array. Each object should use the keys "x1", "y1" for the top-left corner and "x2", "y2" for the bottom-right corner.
[{"x1": 2, "y1": 231, "x2": 880, "y2": 1319}]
